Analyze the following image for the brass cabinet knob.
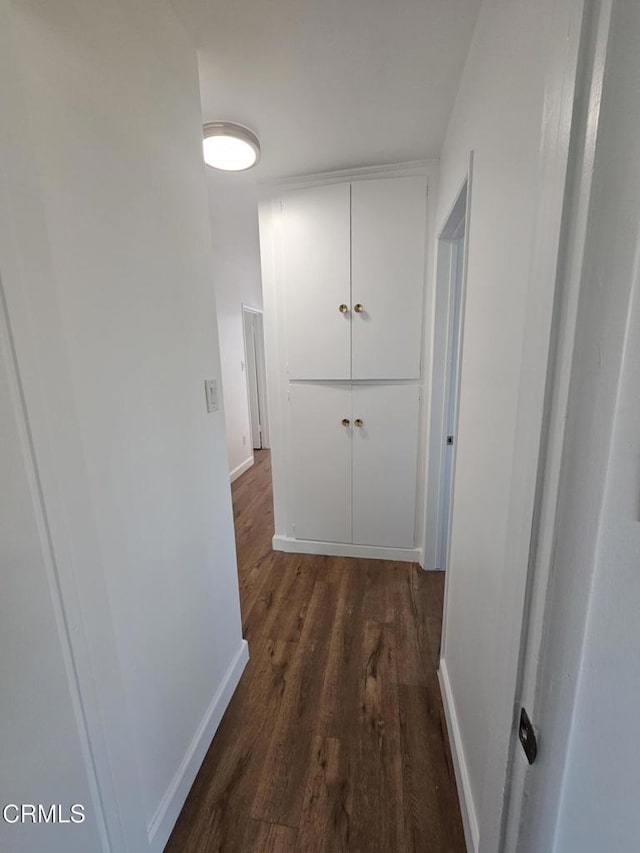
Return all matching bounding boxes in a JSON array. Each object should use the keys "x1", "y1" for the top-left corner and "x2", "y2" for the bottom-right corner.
[
  {"x1": 354, "y1": 418, "x2": 363, "y2": 427},
  {"x1": 339, "y1": 303, "x2": 349, "y2": 313},
  {"x1": 354, "y1": 303, "x2": 364, "y2": 313},
  {"x1": 341, "y1": 418, "x2": 350, "y2": 426}
]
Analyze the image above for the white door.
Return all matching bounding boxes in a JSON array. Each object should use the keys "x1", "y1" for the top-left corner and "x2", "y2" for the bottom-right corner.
[
  {"x1": 281, "y1": 183, "x2": 351, "y2": 380},
  {"x1": 352, "y1": 385, "x2": 420, "y2": 547},
  {"x1": 351, "y1": 177, "x2": 427, "y2": 380},
  {"x1": 243, "y1": 308, "x2": 269, "y2": 450},
  {"x1": 289, "y1": 384, "x2": 352, "y2": 543},
  {"x1": 253, "y1": 313, "x2": 270, "y2": 447},
  {"x1": 243, "y1": 309, "x2": 262, "y2": 449}
]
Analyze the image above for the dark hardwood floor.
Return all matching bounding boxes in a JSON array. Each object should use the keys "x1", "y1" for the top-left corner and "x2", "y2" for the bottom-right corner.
[{"x1": 165, "y1": 450, "x2": 465, "y2": 852}]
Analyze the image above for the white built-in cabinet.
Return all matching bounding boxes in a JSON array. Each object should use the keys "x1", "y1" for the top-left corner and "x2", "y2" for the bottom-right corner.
[
  {"x1": 282, "y1": 177, "x2": 427, "y2": 380},
  {"x1": 270, "y1": 173, "x2": 428, "y2": 556}
]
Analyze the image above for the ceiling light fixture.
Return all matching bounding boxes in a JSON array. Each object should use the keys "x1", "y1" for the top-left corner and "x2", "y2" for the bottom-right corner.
[{"x1": 202, "y1": 122, "x2": 261, "y2": 171}]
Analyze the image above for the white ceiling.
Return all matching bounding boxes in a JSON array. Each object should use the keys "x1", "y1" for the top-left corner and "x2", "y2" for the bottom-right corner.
[{"x1": 172, "y1": 0, "x2": 481, "y2": 181}]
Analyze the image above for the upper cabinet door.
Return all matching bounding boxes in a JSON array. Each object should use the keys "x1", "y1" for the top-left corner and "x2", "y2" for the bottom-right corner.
[
  {"x1": 351, "y1": 177, "x2": 427, "y2": 379},
  {"x1": 282, "y1": 183, "x2": 351, "y2": 380}
]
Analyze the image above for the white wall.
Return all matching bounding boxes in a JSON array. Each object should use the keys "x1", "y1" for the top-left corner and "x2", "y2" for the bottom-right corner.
[
  {"x1": 520, "y1": 2, "x2": 640, "y2": 849},
  {"x1": 3, "y1": 0, "x2": 246, "y2": 849},
  {"x1": 436, "y1": 0, "x2": 563, "y2": 845},
  {"x1": 206, "y1": 170, "x2": 263, "y2": 479}
]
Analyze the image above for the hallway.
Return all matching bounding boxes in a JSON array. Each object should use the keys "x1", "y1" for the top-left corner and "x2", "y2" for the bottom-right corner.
[{"x1": 165, "y1": 451, "x2": 465, "y2": 852}]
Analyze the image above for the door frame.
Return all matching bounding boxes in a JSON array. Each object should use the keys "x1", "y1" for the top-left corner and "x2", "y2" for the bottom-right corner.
[
  {"x1": 241, "y1": 304, "x2": 270, "y2": 451},
  {"x1": 423, "y1": 155, "x2": 473, "y2": 573}
]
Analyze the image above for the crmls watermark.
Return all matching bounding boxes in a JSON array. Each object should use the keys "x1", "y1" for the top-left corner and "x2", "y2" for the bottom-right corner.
[{"x1": 2, "y1": 804, "x2": 85, "y2": 824}]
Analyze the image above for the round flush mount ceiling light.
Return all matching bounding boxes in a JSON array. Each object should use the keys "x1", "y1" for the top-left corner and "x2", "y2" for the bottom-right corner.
[{"x1": 202, "y1": 122, "x2": 261, "y2": 171}]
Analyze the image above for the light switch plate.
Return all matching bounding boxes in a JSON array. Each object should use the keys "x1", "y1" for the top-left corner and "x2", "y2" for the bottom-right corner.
[{"x1": 204, "y1": 379, "x2": 218, "y2": 413}]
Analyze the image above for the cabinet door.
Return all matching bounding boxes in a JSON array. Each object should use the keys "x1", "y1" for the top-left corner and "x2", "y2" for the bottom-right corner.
[
  {"x1": 289, "y1": 384, "x2": 352, "y2": 543},
  {"x1": 352, "y1": 385, "x2": 420, "y2": 547},
  {"x1": 351, "y1": 177, "x2": 427, "y2": 379},
  {"x1": 282, "y1": 183, "x2": 351, "y2": 380}
]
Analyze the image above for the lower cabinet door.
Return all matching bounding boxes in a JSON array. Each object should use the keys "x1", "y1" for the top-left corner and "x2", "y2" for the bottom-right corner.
[
  {"x1": 352, "y1": 385, "x2": 420, "y2": 548},
  {"x1": 289, "y1": 383, "x2": 352, "y2": 543}
]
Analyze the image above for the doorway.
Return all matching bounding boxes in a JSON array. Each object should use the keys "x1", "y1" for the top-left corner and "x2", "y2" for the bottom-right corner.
[
  {"x1": 242, "y1": 306, "x2": 269, "y2": 451},
  {"x1": 424, "y1": 165, "x2": 471, "y2": 571}
]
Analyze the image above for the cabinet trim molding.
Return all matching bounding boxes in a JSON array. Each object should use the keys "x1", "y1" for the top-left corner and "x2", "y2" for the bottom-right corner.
[
  {"x1": 258, "y1": 158, "x2": 437, "y2": 196},
  {"x1": 273, "y1": 535, "x2": 421, "y2": 563}
]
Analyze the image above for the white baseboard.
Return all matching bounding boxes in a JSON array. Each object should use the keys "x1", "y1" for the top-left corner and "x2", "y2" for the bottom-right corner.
[
  {"x1": 272, "y1": 534, "x2": 421, "y2": 563},
  {"x1": 230, "y1": 455, "x2": 254, "y2": 483},
  {"x1": 147, "y1": 640, "x2": 250, "y2": 851},
  {"x1": 438, "y1": 658, "x2": 479, "y2": 853}
]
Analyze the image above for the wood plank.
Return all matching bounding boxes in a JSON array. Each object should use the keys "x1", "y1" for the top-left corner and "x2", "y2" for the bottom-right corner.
[
  {"x1": 246, "y1": 554, "x2": 318, "y2": 643},
  {"x1": 398, "y1": 681, "x2": 466, "y2": 852},
  {"x1": 251, "y1": 580, "x2": 337, "y2": 827},
  {"x1": 346, "y1": 619, "x2": 405, "y2": 852},
  {"x1": 244, "y1": 820, "x2": 298, "y2": 852},
  {"x1": 237, "y1": 547, "x2": 279, "y2": 632},
  {"x1": 421, "y1": 567, "x2": 446, "y2": 665},
  {"x1": 316, "y1": 560, "x2": 367, "y2": 738},
  {"x1": 297, "y1": 736, "x2": 350, "y2": 853},
  {"x1": 362, "y1": 559, "x2": 397, "y2": 624},
  {"x1": 394, "y1": 563, "x2": 444, "y2": 685}
]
